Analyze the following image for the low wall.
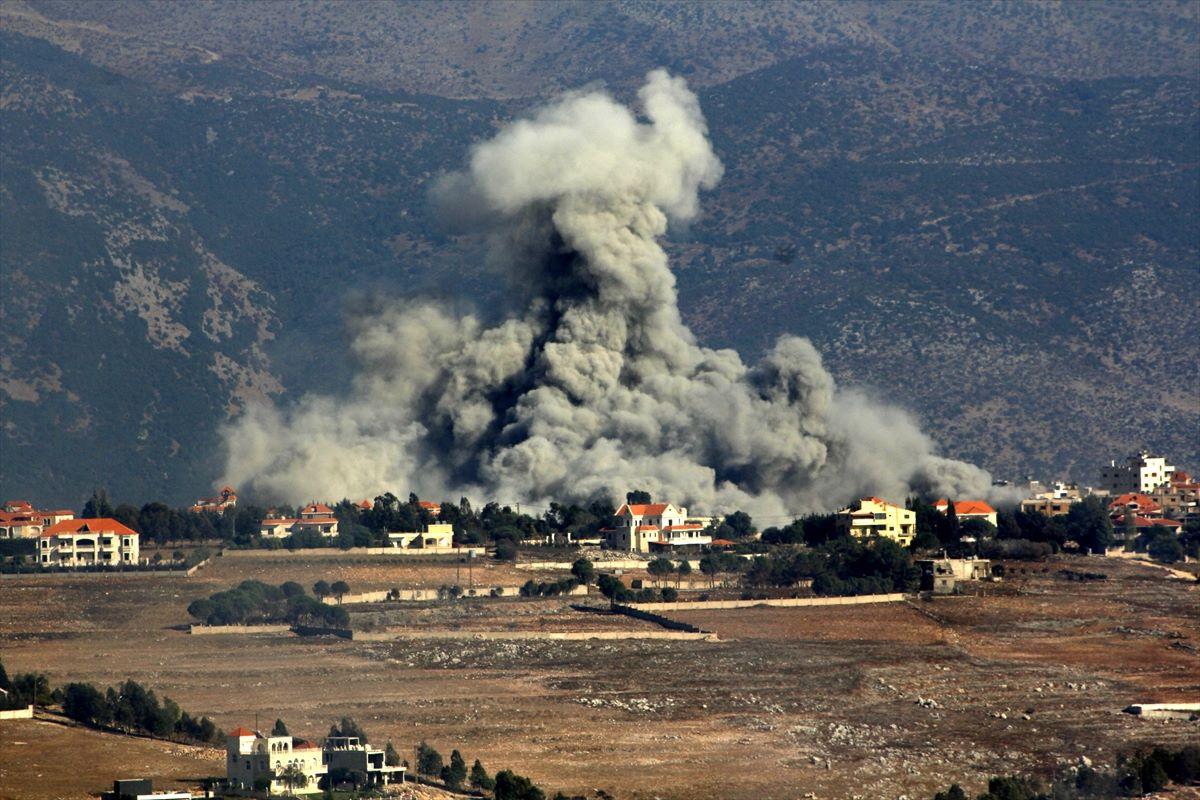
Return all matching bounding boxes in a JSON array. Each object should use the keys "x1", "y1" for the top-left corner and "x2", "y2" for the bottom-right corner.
[
  {"x1": 188, "y1": 624, "x2": 292, "y2": 635},
  {"x1": 627, "y1": 593, "x2": 906, "y2": 612},
  {"x1": 352, "y1": 629, "x2": 716, "y2": 642},
  {"x1": 327, "y1": 584, "x2": 587, "y2": 605},
  {"x1": 227, "y1": 547, "x2": 485, "y2": 559},
  {"x1": 611, "y1": 604, "x2": 708, "y2": 634},
  {"x1": 0, "y1": 706, "x2": 34, "y2": 720},
  {"x1": 185, "y1": 556, "x2": 214, "y2": 576},
  {"x1": 1124, "y1": 703, "x2": 1200, "y2": 719},
  {"x1": 293, "y1": 625, "x2": 353, "y2": 639}
]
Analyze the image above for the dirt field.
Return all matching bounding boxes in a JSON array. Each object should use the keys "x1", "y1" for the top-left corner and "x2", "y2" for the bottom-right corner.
[{"x1": 1, "y1": 553, "x2": 1197, "y2": 799}]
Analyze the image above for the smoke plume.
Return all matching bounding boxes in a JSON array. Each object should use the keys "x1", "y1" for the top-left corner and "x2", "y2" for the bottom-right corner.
[{"x1": 222, "y1": 70, "x2": 998, "y2": 517}]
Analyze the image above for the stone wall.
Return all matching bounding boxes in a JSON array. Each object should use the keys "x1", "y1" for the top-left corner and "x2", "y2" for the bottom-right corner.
[
  {"x1": 0, "y1": 706, "x2": 34, "y2": 720},
  {"x1": 188, "y1": 624, "x2": 292, "y2": 635},
  {"x1": 351, "y1": 629, "x2": 716, "y2": 642},
  {"x1": 627, "y1": 593, "x2": 906, "y2": 612}
]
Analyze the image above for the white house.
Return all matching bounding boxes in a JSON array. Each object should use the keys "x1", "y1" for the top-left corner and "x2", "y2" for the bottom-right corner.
[
  {"x1": 387, "y1": 522, "x2": 454, "y2": 549},
  {"x1": 39, "y1": 519, "x2": 139, "y2": 566},
  {"x1": 225, "y1": 727, "x2": 326, "y2": 795},
  {"x1": 259, "y1": 503, "x2": 340, "y2": 539},
  {"x1": 606, "y1": 503, "x2": 712, "y2": 553}
]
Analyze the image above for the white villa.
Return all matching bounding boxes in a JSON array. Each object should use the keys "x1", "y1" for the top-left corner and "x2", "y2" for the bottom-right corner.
[
  {"x1": 387, "y1": 522, "x2": 455, "y2": 550},
  {"x1": 260, "y1": 503, "x2": 340, "y2": 538},
  {"x1": 1, "y1": 500, "x2": 74, "y2": 539},
  {"x1": 225, "y1": 727, "x2": 326, "y2": 795},
  {"x1": 38, "y1": 518, "x2": 139, "y2": 566},
  {"x1": 606, "y1": 502, "x2": 712, "y2": 553}
]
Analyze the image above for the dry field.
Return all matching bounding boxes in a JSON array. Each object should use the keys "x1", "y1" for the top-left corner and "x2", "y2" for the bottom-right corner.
[{"x1": 1, "y1": 553, "x2": 1198, "y2": 800}]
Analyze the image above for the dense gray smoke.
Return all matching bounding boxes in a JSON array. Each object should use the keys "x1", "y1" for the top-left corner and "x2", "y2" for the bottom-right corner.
[{"x1": 222, "y1": 70, "x2": 997, "y2": 517}]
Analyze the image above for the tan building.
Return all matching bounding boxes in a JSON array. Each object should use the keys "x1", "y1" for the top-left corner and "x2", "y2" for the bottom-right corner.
[
  {"x1": 932, "y1": 499, "x2": 998, "y2": 527},
  {"x1": 388, "y1": 522, "x2": 455, "y2": 549},
  {"x1": 1020, "y1": 497, "x2": 1077, "y2": 517},
  {"x1": 39, "y1": 519, "x2": 139, "y2": 567},
  {"x1": 606, "y1": 502, "x2": 711, "y2": 553},
  {"x1": 259, "y1": 503, "x2": 340, "y2": 539},
  {"x1": 836, "y1": 497, "x2": 916, "y2": 546},
  {"x1": 0, "y1": 501, "x2": 74, "y2": 539},
  {"x1": 918, "y1": 557, "x2": 993, "y2": 594},
  {"x1": 190, "y1": 485, "x2": 237, "y2": 514},
  {"x1": 225, "y1": 727, "x2": 326, "y2": 795}
]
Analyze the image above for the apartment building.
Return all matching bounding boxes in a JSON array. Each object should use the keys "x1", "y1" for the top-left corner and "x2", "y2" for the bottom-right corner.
[
  {"x1": 1099, "y1": 452, "x2": 1175, "y2": 494},
  {"x1": 38, "y1": 519, "x2": 139, "y2": 567},
  {"x1": 835, "y1": 497, "x2": 916, "y2": 547}
]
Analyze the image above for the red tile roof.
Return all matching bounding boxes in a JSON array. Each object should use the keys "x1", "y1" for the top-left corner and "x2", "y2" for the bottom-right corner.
[
  {"x1": 42, "y1": 518, "x2": 137, "y2": 538},
  {"x1": 934, "y1": 499, "x2": 997, "y2": 515},
  {"x1": 303, "y1": 503, "x2": 333, "y2": 514},
  {"x1": 358, "y1": 499, "x2": 372, "y2": 509},
  {"x1": 1108, "y1": 493, "x2": 1161, "y2": 513},
  {"x1": 662, "y1": 524, "x2": 704, "y2": 531},
  {"x1": 710, "y1": 538, "x2": 736, "y2": 547},
  {"x1": 293, "y1": 741, "x2": 320, "y2": 750},
  {"x1": 636, "y1": 525, "x2": 660, "y2": 531},
  {"x1": 1123, "y1": 515, "x2": 1182, "y2": 529},
  {"x1": 228, "y1": 726, "x2": 257, "y2": 737},
  {"x1": 418, "y1": 501, "x2": 440, "y2": 511},
  {"x1": 618, "y1": 503, "x2": 671, "y2": 516}
]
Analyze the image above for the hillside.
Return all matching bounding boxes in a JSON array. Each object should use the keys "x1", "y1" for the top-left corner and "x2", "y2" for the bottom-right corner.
[{"x1": 1, "y1": 0, "x2": 1196, "y2": 505}]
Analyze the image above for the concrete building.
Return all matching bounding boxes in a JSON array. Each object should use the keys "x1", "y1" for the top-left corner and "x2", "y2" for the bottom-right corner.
[
  {"x1": 606, "y1": 503, "x2": 711, "y2": 553},
  {"x1": 918, "y1": 557, "x2": 993, "y2": 594},
  {"x1": 225, "y1": 727, "x2": 326, "y2": 795},
  {"x1": 932, "y1": 499, "x2": 998, "y2": 527},
  {"x1": 323, "y1": 736, "x2": 405, "y2": 787},
  {"x1": 38, "y1": 519, "x2": 139, "y2": 567},
  {"x1": 1099, "y1": 452, "x2": 1175, "y2": 494},
  {"x1": 387, "y1": 522, "x2": 455, "y2": 549},
  {"x1": 1020, "y1": 497, "x2": 1078, "y2": 517},
  {"x1": 835, "y1": 497, "x2": 916, "y2": 547},
  {"x1": 189, "y1": 485, "x2": 237, "y2": 514},
  {"x1": 1107, "y1": 493, "x2": 1163, "y2": 520},
  {"x1": 99, "y1": 779, "x2": 191, "y2": 800}
]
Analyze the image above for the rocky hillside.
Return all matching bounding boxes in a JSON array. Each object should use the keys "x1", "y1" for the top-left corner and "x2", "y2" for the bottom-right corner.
[{"x1": 1, "y1": 0, "x2": 1196, "y2": 505}]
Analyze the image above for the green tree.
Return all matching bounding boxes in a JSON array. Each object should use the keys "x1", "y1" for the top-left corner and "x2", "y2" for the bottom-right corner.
[
  {"x1": 625, "y1": 490, "x2": 652, "y2": 505},
  {"x1": 647, "y1": 557, "x2": 674, "y2": 580},
  {"x1": 722, "y1": 511, "x2": 755, "y2": 539},
  {"x1": 417, "y1": 740, "x2": 443, "y2": 776},
  {"x1": 470, "y1": 759, "x2": 495, "y2": 791},
  {"x1": 62, "y1": 682, "x2": 110, "y2": 726},
  {"x1": 494, "y1": 769, "x2": 545, "y2": 800},
  {"x1": 385, "y1": 740, "x2": 401, "y2": 767},
  {"x1": 1066, "y1": 496, "x2": 1114, "y2": 554},
  {"x1": 494, "y1": 540, "x2": 518, "y2": 561},
  {"x1": 570, "y1": 558, "x2": 595, "y2": 584},
  {"x1": 271, "y1": 718, "x2": 289, "y2": 736},
  {"x1": 82, "y1": 488, "x2": 115, "y2": 518},
  {"x1": 445, "y1": 749, "x2": 467, "y2": 790},
  {"x1": 330, "y1": 580, "x2": 350, "y2": 601},
  {"x1": 699, "y1": 553, "x2": 721, "y2": 587},
  {"x1": 329, "y1": 716, "x2": 368, "y2": 743},
  {"x1": 313, "y1": 580, "x2": 331, "y2": 600}
]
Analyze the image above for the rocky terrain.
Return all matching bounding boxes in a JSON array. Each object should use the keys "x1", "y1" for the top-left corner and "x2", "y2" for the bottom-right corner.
[{"x1": 1, "y1": 0, "x2": 1197, "y2": 504}]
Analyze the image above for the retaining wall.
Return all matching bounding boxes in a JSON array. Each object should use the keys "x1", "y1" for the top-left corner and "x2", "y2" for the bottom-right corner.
[
  {"x1": 352, "y1": 629, "x2": 715, "y2": 642},
  {"x1": 230, "y1": 546, "x2": 485, "y2": 559},
  {"x1": 627, "y1": 592, "x2": 905, "y2": 612},
  {"x1": 0, "y1": 706, "x2": 34, "y2": 720},
  {"x1": 325, "y1": 584, "x2": 587, "y2": 606},
  {"x1": 188, "y1": 624, "x2": 292, "y2": 635}
]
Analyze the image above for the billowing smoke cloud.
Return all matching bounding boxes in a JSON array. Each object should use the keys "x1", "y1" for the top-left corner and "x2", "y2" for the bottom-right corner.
[{"x1": 222, "y1": 69, "x2": 999, "y2": 517}]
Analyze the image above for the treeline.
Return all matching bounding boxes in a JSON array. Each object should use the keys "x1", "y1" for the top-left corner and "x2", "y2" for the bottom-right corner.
[
  {"x1": 185, "y1": 579, "x2": 349, "y2": 628},
  {"x1": 0, "y1": 658, "x2": 221, "y2": 744},
  {"x1": 929, "y1": 743, "x2": 1199, "y2": 799},
  {"x1": 744, "y1": 537, "x2": 920, "y2": 594}
]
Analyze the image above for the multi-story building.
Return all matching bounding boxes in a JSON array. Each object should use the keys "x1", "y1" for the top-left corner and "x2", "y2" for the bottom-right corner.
[
  {"x1": 38, "y1": 519, "x2": 139, "y2": 567},
  {"x1": 1020, "y1": 497, "x2": 1078, "y2": 517},
  {"x1": 0, "y1": 501, "x2": 74, "y2": 539},
  {"x1": 932, "y1": 499, "x2": 998, "y2": 528},
  {"x1": 1107, "y1": 493, "x2": 1163, "y2": 520},
  {"x1": 1099, "y1": 452, "x2": 1176, "y2": 495},
  {"x1": 259, "y1": 503, "x2": 340, "y2": 539},
  {"x1": 189, "y1": 485, "x2": 237, "y2": 514},
  {"x1": 606, "y1": 502, "x2": 711, "y2": 553},
  {"x1": 225, "y1": 727, "x2": 326, "y2": 795},
  {"x1": 835, "y1": 497, "x2": 916, "y2": 547},
  {"x1": 323, "y1": 736, "x2": 405, "y2": 787}
]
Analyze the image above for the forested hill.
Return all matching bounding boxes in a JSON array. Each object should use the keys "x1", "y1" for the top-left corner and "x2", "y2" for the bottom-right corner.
[{"x1": 1, "y1": 1, "x2": 1196, "y2": 505}]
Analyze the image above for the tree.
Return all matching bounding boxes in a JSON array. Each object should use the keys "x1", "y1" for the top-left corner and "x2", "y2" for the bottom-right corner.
[
  {"x1": 494, "y1": 769, "x2": 545, "y2": 800},
  {"x1": 281, "y1": 763, "x2": 306, "y2": 794},
  {"x1": 570, "y1": 558, "x2": 595, "y2": 584},
  {"x1": 722, "y1": 511, "x2": 755, "y2": 539},
  {"x1": 699, "y1": 553, "x2": 721, "y2": 587},
  {"x1": 385, "y1": 740, "x2": 401, "y2": 767},
  {"x1": 470, "y1": 759, "x2": 495, "y2": 791},
  {"x1": 330, "y1": 580, "x2": 350, "y2": 601},
  {"x1": 313, "y1": 580, "x2": 331, "y2": 600},
  {"x1": 416, "y1": 740, "x2": 443, "y2": 776},
  {"x1": 445, "y1": 749, "x2": 467, "y2": 790},
  {"x1": 676, "y1": 559, "x2": 692, "y2": 587},
  {"x1": 329, "y1": 716, "x2": 368, "y2": 743},
  {"x1": 625, "y1": 490, "x2": 652, "y2": 505},
  {"x1": 596, "y1": 574, "x2": 628, "y2": 604},
  {"x1": 933, "y1": 785, "x2": 967, "y2": 800},
  {"x1": 280, "y1": 581, "x2": 305, "y2": 598},
  {"x1": 63, "y1": 682, "x2": 110, "y2": 726},
  {"x1": 82, "y1": 488, "x2": 115, "y2": 519},
  {"x1": 647, "y1": 557, "x2": 674, "y2": 580},
  {"x1": 1066, "y1": 496, "x2": 1114, "y2": 554},
  {"x1": 271, "y1": 718, "x2": 289, "y2": 736},
  {"x1": 1147, "y1": 530, "x2": 1184, "y2": 563},
  {"x1": 494, "y1": 540, "x2": 518, "y2": 561}
]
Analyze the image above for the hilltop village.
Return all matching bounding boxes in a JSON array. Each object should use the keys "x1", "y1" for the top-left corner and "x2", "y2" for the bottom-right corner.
[{"x1": 1, "y1": 450, "x2": 1198, "y2": 800}]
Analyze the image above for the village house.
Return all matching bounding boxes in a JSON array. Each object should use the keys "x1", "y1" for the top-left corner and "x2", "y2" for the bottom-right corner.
[
  {"x1": 225, "y1": 727, "x2": 326, "y2": 795},
  {"x1": 323, "y1": 735, "x2": 405, "y2": 787},
  {"x1": 0, "y1": 501, "x2": 74, "y2": 539},
  {"x1": 189, "y1": 485, "x2": 237, "y2": 514},
  {"x1": 1151, "y1": 470, "x2": 1199, "y2": 521},
  {"x1": 1107, "y1": 493, "x2": 1164, "y2": 520},
  {"x1": 1020, "y1": 497, "x2": 1077, "y2": 516},
  {"x1": 918, "y1": 556, "x2": 994, "y2": 594},
  {"x1": 605, "y1": 502, "x2": 712, "y2": 553},
  {"x1": 1099, "y1": 451, "x2": 1175, "y2": 495},
  {"x1": 38, "y1": 518, "x2": 139, "y2": 567},
  {"x1": 835, "y1": 497, "x2": 916, "y2": 546},
  {"x1": 417, "y1": 500, "x2": 441, "y2": 516},
  {"x1": 259, "y1": 503, "x2": 340, "y2": 539},
  {"x1": 387, "y1": 522, "x2": 455, "y2": 549},
  {"x1": 932, "y1": 499, "x2": 998, "y2": 527}
]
